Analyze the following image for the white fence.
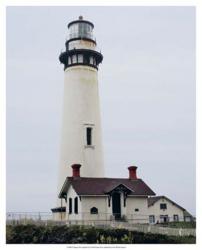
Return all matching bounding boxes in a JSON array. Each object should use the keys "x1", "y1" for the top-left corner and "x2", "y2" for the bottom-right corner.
[{"x1": 6, "y1": 212, "x2": 195, "y2": 237}]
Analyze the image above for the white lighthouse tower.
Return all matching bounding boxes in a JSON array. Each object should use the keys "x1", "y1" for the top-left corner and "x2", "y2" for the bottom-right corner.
[{"x1": 54, "y1": 16, "x2": 105, "y2": 213}]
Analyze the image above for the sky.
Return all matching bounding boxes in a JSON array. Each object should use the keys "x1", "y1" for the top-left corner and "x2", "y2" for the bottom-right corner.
[{"x1": 6, "y1": 6, "x2": 195, "y2": 215}]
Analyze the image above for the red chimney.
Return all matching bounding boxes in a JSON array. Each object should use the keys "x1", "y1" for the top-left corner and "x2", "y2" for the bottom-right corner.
[
  {"x1": 128, "y1": 166, "x2": 138, "y2": 180},
  {"x1": 71, "y1": 164, "x2": 81, "y2": 177}
]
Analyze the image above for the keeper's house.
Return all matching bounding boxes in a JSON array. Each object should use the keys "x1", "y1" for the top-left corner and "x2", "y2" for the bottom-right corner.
[
  {"x1": 148, "y1": 196, "x2": 194, "y2": 224},
  {"x1": 53, "y1": 164, "x2": 155, "y2": 224}
]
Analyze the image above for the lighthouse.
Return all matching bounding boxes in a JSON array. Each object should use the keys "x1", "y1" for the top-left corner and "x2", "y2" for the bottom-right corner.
[
  {"x1": 55, "y1": 16, "x2": 105, "y2": 211},
  {"x1": 50, "y1": 17, "x2": 193, "y2": 225}
]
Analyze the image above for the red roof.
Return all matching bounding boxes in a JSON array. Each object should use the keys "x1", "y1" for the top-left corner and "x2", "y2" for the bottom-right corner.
[{"x1": 59, "y1": 177, "x2": 156, "y2": 198}]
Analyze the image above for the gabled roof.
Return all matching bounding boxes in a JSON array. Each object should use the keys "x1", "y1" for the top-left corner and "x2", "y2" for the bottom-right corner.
[
  {"x1": 59, "y1": 177, "x2": 156, "y2": 198},
  {"x1": 148, "y1": 196, "x2": 186, "y2": 211}
]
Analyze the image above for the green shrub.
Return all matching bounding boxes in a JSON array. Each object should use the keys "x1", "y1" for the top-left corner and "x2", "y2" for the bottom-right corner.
[{"x1": 6, "y1": 225, "x2": 196, "y2": 244}]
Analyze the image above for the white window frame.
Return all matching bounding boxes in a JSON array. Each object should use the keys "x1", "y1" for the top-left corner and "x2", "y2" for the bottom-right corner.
[
  {"x1": 173, "y1": 214, "x2": 179, "y2": 222},
  {"x1": 83, "y1": 123, "x2": 95, "y2": 148},
  {"x1": 149, "y1": 215, "x2": 155, "y2": 224}
]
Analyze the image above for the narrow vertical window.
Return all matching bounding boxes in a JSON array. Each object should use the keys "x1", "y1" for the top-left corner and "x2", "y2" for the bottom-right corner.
[
  {"x1": 72, "y1": 54, "x2": 77, "y2": 64},
  {"x1": 90, "y1": 56, "x2": 94, "y2": 65},
  {"x1": 78, "y1": 54, "x2": 83, "y2": 63},
  {"x1": 74, "y1": 197, "x2": 78, "y2": 214},
  {"x1": 69, "y1": 198, "x2": 72, "y2": 214},
  {"x1": 86, "y1": 127, "x2": 92, "y2": 145}
]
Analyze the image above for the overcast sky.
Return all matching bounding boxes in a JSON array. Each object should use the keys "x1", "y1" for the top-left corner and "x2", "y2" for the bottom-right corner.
[{"x1": 6, "y1": 6, "x2": 195, "y2": 215}]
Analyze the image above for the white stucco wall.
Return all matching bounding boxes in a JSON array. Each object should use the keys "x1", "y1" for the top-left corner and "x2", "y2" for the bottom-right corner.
[
  {"x1": 52, "y1": 212, "x2": 66, "y2": 221},
  {"x1": 125, "y1": 196, "x2": 149, "y2": 224},
  {"x1": 65, "y1": 185, "x2": 149, "y2": 224},
  {"x1": 66, "y1": 185, "x2": 82, "y2": 221},
  {"x1": 56, "y1": 37, "x2": 105, "y2": 208},
  {"x1": 58, "y1": 65, "x2": 104, "y2": 181},
  {"x1": 148, "y1": 197, "x2": 185, "y2": 223},
  {"x1": 69, "y1": 40, "x2": 96, "y2": 50},
  {"x1": 81, "y1": 196, "x2": 111, "y2": 221}
]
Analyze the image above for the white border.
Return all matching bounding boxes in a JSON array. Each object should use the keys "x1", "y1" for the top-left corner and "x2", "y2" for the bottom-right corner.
[{"x1": 1, "y1": 0, "x2": 200, "y2": 249}]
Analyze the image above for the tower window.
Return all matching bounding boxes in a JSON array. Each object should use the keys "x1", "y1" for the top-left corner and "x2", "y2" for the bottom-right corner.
[
  {"x1": 72, "y1": 55, "x2": 77, "y2": 64},
  {"x1": 90, "y1": 56, "x2": 94, "y2": 65},
  {"x1": 78, "y1": 54, "x2": 83, "y2": 63},
  {"x1": 69, "y1": 198, "x2": 72, "y2": 214},
  {"x1": 74, "y1": 197, "x2": 78, "y2": 214},
  {"x1": 68, "y1": 56, "x2": 71, "y2": 65},
  {"x1": 86, "y1": 127, "x2": 92, "y2": 145}
]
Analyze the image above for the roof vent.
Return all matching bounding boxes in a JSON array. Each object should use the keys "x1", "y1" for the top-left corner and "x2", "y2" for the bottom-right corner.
[{"x1": 79, "y1": 15, "x2": 83, "y2": 20}]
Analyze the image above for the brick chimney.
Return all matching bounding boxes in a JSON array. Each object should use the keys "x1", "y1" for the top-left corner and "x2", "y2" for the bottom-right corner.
[
  {"x1": 128, "y1": 166, "x2": 138, "y2": 180},
  {"x1": 71, "y1": 164, "x2": 81, "y2": 177}
]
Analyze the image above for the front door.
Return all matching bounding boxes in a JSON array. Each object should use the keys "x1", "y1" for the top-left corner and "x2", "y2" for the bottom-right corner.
[
  {"x1": 160, "y1": 215, "x2": 169, "y2": 223},
  {"x1": 112, "y1": 192, "x2": 121, "y2": 220}
]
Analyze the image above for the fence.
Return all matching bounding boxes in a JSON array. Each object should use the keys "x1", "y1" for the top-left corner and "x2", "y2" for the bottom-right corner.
[{"x1": 6, "y1": 212, "x2": 195, "y2": 237}]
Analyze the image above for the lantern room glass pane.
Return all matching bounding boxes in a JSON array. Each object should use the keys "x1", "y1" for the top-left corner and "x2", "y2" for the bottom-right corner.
[
  {"x1": 69, "y1": 23, "x2": 79, "y2": 39},
  {"x1": 90, "y1": 56, "x2": 94, "y2": 65},
  {"x1": 69, "y1": 22, "x2": 93, "y2": 39},
  {"x1": 72, "y1": 55, "x2": 77, "y2": 64},
  {"x1": 78, "y1": 54, "x2": 83, "y2": 63}
]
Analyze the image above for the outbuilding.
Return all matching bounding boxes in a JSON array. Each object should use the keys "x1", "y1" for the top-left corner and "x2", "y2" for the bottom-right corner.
[{"x1": 147, "y1": 196, "x2": 192, "y2": 224}]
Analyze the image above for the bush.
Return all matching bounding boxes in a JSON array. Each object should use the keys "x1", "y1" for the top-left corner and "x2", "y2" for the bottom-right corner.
[{"x1": 6, "y1": 225, "x2": 196, "y2": 244}]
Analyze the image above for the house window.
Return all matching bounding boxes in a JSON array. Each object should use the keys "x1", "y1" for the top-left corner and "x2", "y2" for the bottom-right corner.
[
  {"x1": 69, "y1": 198, "x2": 72, "y2": 214},
  {"x1": 124, "y1": 197, "x2": 126, "y2": 207},
  {"x1": 185, "y1": 216, "x2": 191, "y2": 222},
  {"x1": 90, "y1": 207, "x2": 98, "y2": 214},
  {"x1": 74, "y1": 197, "x2": 78, "y2": 214},
  {"x1": 108, "y1": 196, "x2": 111, "y2": 207},
  {"x1": 135, "y1": 208, "x2": 139, "y2": 212},
  {"x1": 173, "y1": 214, "x2": 179, "y2": 222},
  {"x1": 86, "y1": 127, "x2": 92, "y2": 145},
  {"x1": 149, "y1": 215, "x2": 155, "y2": 224},
  {"x1": 160, "y1": 203, "x2": 167, "y2": 210}
]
